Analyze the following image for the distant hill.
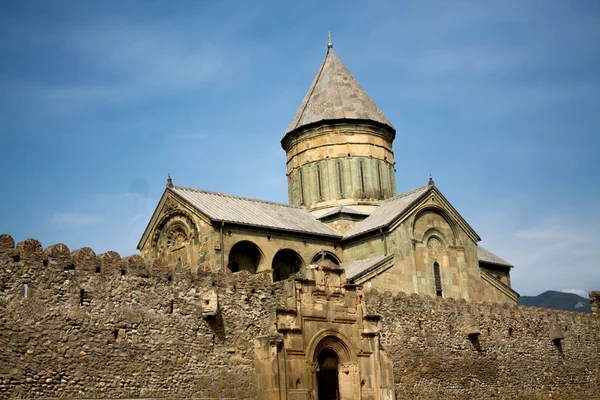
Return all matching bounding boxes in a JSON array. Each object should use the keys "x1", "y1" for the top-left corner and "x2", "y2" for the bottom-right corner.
[{"x1": 518, "y1": 290, "x2": 591, "y2": 313}]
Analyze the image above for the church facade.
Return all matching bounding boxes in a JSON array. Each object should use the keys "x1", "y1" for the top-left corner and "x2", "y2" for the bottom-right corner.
[{"x1": 138, "y1": 43, "x2": 518, "y2": 304}]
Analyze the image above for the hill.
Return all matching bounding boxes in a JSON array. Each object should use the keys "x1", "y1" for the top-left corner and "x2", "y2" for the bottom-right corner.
[{"x1": 518, "y1": 290, "x2": 591, "y2": 313}]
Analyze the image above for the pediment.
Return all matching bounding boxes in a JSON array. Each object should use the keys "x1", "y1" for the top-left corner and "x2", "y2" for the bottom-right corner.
[
  {"x1": 137, "y1": 188, "x2": 210, "y2": 251},
  {"x1": 389, "y1": 186, "x2": 480, "y2": 245}
]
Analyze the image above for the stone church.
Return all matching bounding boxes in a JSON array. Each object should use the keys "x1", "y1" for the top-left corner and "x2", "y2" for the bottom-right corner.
[{"x1": 138, "y1": 42, "x2": 518, "y2": 305}]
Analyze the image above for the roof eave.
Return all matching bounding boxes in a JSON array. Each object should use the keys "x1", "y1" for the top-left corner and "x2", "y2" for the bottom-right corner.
[
  {"x1": 342, "y1": 186, "x2": 433, "y2": 241},
  {"x1": 210, "y1": 219, "x2": 343, "y2": 240},
  {"x1": 282, "y1": 118, "x2": 396, "y2": 148},
  {"x1": 137, "y1": 187, "x2": 172, "y2": 250}
]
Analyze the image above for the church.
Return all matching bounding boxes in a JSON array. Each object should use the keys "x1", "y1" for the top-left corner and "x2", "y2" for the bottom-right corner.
[{"x1": 138, "y1": 41, "x2": 518, "y2": 304}]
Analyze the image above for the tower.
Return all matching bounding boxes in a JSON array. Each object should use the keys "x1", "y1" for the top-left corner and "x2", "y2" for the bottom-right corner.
[{"x1": 282, "y1": 43, "x2": 397, "y2": 213}]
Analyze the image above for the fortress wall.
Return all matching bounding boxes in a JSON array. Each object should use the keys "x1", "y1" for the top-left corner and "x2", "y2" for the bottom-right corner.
[
  {"x1": 0, "y1": 235, "x2": 283, "y2": 399},
  {"x1": 366, "y1": 290, "x2": 600, "y2": 400},
  {"x1": 1, "y1": 233, "x2": 599, "y2": 400}
]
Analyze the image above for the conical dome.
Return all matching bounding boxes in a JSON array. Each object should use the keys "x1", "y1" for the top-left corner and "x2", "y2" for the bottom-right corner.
[
  {"x1": 284, "y1": 46, "x2": 394, "y2": 140},
  {"x1": 282, "y1": 45, "x2": 398, "y2": 211}
]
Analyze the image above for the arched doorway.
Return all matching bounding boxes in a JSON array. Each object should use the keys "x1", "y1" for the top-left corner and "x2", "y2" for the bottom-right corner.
[
  {"x1": 317, "y1": 349, "x2": 339, "y2": 400},
  {"x1": 311, "y1": 250, "x2": 341, "y2": 265},
  {"x1": 311, "y1": 334, "x2": 356, "y2": 400},
  {"x1": 227, "y1": 241, "x2": 262, "y2": 273},
  {"x1": 272, "y1": 249, "x2": 304, "y2": 282}
]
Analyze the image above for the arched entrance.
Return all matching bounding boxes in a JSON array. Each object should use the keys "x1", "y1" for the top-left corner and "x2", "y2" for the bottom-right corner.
[
  {"x1": 272, "y1": 249, "x2": 304, "y2": 282},
  {"x1": 311, "y1": 334, "x2": 357, "y2": 400},
  {"x1": 227, "y1": 241, "x2": 263, "y2": 273},
  {"x1": 317, "y1": 349, "x2": 339, "y2": 400}
]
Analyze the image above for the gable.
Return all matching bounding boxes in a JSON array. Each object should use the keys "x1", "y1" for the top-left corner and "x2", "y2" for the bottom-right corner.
[
  {"x1": 139, "y1": 186, "x2": 343, "y2": 251},
  {"x1": 342, "y1": 185, "x2": 480, "y2": 244},
  {"x1": 137, "y1": 189, "x2": 208, "y2": 251}
]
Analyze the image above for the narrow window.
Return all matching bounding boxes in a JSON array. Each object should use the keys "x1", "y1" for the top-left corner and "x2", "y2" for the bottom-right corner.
[
  {"x1": 359, "y1": 161, "x2": 366, "y2": 195},
  {"x1": 23, "y1": 283, "x2": 28, "y2": 299},
  {"x1": 316, "y1": 164, "x2": 323, "y2": 200},
  {"x1": 389, "y1": 164, "x2": 395, "y2": 192},
  {"x1": 299, "y1": 169, "x2": 305, "y2": 205},
  {"x1": 433, "y1": 262, "x2": 442, "y2": 297},
  {"x1": 337, "y1": 161, "x2": 343, "y2": 196},
  {"x1": 79, "y1": 289, "x2": 85, "y2": 306},
  {"x1": 377, "y1": 162, "x2": 383, "y2": 198},
  {"x1": 169, "y1": 300, "x2": 174, "y2": 314}
]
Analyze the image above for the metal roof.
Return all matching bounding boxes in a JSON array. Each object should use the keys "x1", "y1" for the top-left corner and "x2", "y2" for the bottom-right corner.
[
  {"x1": 342, "y1": 254, "x2": 394, "y2": 280},
  {"x1": 284, "y1": 46, "x2": 394, "y2": 139},
  {"x1": 170, "y1": 186, "x2": 342, "y2": 238},
  {"x1": 477, "y1": 246, "x2": 513, "y2": 267},
  {"x1": 342, "y1": 185, "x2": 432, "y2": 240},
  {"x1": 318, "y1": 205, "x2": 370, "y2": 220}
]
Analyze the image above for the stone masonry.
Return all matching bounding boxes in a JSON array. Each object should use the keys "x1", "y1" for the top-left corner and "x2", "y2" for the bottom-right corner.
[{"x1": 1, "y1": 234, "x2": 599, "y2": 399}]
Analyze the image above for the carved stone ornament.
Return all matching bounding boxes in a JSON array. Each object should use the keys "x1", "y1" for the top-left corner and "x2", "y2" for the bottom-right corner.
[
  {"x1": 427, "y1": 236, "x2": 443, "y2": 260},
  {"x1": 310, "y1": 362, "x2": 320, "y2": 373},
  {"x1": 165, "y1": 226, "x2": 188, "y2": 252},
  {"x1": 164, "y1": 197, "x2": 179, "y2": 212},
  {"x1": 340, "y1": 363, "x2": 358, "y2": 374}
]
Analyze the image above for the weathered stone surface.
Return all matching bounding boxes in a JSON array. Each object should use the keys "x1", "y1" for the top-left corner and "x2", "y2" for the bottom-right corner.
[
  {"x1": 98, "y1": 250, "x2": 122, "y2": 272},
  {"x1": 15, "y1": 238, "x2": 43, "y2": 262},
  {"x1": 0, "y1": 238, "x2": 598, "y2": 399},
  {"x1": 44, "y1": 243, "x2": 71, "y2": 271},
  {"x1": 71, "y1": 247, "x2": 98, "y2": 272},
  {"x1": 0, "y1": 234, "x2": 14, "y2": 254}
]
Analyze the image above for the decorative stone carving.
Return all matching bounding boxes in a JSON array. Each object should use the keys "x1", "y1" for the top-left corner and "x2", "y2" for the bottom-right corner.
[
  {"x1": 255, "y1": 265, "x2": 395, "y2": 400},
  {"x1": 163, "y1": 196, "x2": 179, "y2": 212},
  {"x1": 340, "y1": 362, "x2": 358, "y2": 374},
  {"x1": 427, "y1": 236, "x2": 443, "y2": 260}
]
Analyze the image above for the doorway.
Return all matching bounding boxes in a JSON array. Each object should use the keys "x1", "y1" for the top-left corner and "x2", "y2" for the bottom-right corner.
[{"x1": 317, "y1": 349, "x2": 339, "y2": 400}]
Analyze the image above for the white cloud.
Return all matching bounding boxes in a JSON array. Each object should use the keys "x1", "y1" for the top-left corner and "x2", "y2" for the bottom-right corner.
[
  {"x1": 52, "y1": 212, "x2": 105, "y2": 226},
  {"x1": 12, "y1": 19, "x2": 229, "y2": 110},
  {"x1": 472, "y1": 202, "x2": 600, "y2": 296},
  {"x1": 561, "y1": 289, "x2": 588, "y2": 298},
  {"x1": 48, "y1": 191, "x2": 155, "y2": 255}
]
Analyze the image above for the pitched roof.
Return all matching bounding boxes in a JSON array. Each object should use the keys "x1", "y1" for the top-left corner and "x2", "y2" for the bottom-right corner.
[
  {"x1": 342, "y1": 185, "x2": 432, "y2": 240},
  {"x1": 284, "y1": 46, "x2": 394, "y2": 139},
  {"x1": 170, "y1": 186, "x2": 342, "y2": 238},
  {"x1": 342, "y1": 254, "x2": 394, "y2": 281},
  {"x1": 318, "y1": 205, "x2": 370, "y2": 220},
  {"x1": 477, "y1": 246, "x2": 513, "y2": 267}
]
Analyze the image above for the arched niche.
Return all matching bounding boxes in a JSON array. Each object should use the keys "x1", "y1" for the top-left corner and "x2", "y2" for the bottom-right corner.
[
  {"x1": 412, "y1": 207, "x2": 458, "y2": 247},
  {"x1": 311, "y1": 250, "x2": 341, "y2": 265},
  {"x1": 272, "y1": 249, "x2": 304, "y2": 282},
  {"x1": 227, "y1": 240, "x2": 263, "y2": 274},
  {"x1": 152, "y1": 212, "x2": 198, "y2": 265}
]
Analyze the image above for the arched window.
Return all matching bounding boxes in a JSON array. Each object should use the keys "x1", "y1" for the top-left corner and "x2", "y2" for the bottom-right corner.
[
  {"x1": 227, "y1": 241, "x2": 263, "y2": 274},
  {"x1": 433, "y1": 261, "x2": 442, "y2": 297},
  {"x1": 311, "y1": 251, "x2": 340, "y2": 265},
  {"x1": 272, "y1": 249, "x2": 304, "y2": 282}
]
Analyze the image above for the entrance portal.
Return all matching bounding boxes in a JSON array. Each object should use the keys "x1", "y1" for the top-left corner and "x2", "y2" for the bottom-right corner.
[{"x1": 317, "y1": 349, "x2": 339, "y2": 400}]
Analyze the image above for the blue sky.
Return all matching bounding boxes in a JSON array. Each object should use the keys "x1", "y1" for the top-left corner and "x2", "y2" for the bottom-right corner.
[{"x1": 1, "y1": 0, "x2": 599, "y2": 297}]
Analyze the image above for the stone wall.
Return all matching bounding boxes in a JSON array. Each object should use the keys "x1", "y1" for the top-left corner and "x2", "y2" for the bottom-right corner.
[
  {"x1": 0, "y1": 234, "x2": 283, "y2": 399},
  {"x1": 1, "y1": 233, "x2": 599, "y2": 399},
  {"x1": 366, "y1": 290, "x2": 600, "y2": 399}
]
